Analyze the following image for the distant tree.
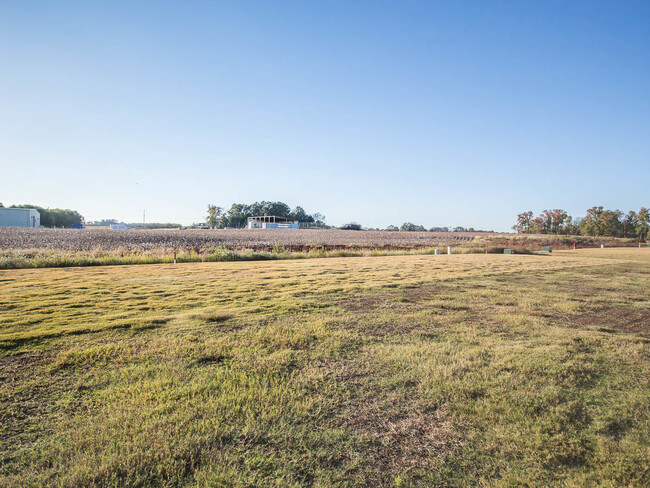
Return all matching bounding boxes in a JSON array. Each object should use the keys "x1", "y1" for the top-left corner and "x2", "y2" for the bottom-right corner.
[
  {"x1": 636, "y1": 207, "x2": 649, "y2": 241},
  {"x1": 513, "y1": 211, "x2": 534, "y2": 234},
  {"x1": 312, "y1": 213, "x2": 326, "y2": 226},
  {"x1": 518, "y1": 206, "x2": 645, "y2": 237},
  {"x1": 385, "y1": 225, "x2": 399, "y2": 231},
  {"x1": 290, "y1": 206, "x2": 314, "y2": 223},
  {"x1": 622, "y1": 211, "x2": 638, "y2": 238},
  {"x1": 565, "y1": 217, "x2": 581, "y2": 235},
  {"x1": 537, "y1": 209, "x2": 571, "y2": 234},
  {"x1": 429, "y1": 226, "x2": 449, "y2": 232},
  {"x1": 222, "y1": 203, "x2": 250, "y2": 228},
  {"x1": 206, "y1": 205, "x2": 223, "y2": 228},
  {"x1": 578, "y1": 206, "x2": 624, "y2": 236},
  {"x1": 401, "y1": 222, "x2": 426, "y2": 232},
  {"x1": 453, "y1": 226, "x2": 466, "y2": 232},
  {"x1": 261, "y1": 201, "x2": 291, "y2": 218},
  {"x1": 341, "y1": 222, "x2": 362, "y2": 230},
  {"x1": 96, "y1": 219, "x2": 118, "y2": 226}
]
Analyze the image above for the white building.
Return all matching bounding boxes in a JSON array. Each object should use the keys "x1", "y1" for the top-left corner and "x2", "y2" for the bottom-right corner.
[
  {"x1": 0, "y1": 208, "x2": 40, "y2": 227},
  {"x1": 109, "y1": 223, "x2": 130, "y2": 230},
  {"x1": 247, "y1": 216, "x2": 299, "y2": 229}
]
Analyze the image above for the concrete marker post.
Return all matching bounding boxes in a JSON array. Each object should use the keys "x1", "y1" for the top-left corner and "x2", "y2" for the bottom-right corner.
[{"x1": 447, "y1": 246, "x2": 452, "y2": 255}]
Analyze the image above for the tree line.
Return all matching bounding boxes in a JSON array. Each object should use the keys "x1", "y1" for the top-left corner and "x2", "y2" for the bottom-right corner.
[
  {"x1": 1, "y1": 203, "x2": 84, "y2": 228},
  {"x1": 340, "y1": 222, "x2": 489, "y2": 232},
  {"x1": 206, "y1": 202, "x2": 326, "y2": 228},
  {"x1": 514, "y1": 206, "x2": 649, "y2": 240}
]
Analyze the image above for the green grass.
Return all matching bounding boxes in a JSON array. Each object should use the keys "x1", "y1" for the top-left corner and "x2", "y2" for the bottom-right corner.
[{"x1": 1, "y1": 249, "x2": 648, "y2": 486}]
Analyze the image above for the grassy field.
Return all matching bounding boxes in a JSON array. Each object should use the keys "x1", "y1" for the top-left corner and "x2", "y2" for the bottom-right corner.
[{"x1": 1, "y1": 249, "x2": 648, "y2": 486}]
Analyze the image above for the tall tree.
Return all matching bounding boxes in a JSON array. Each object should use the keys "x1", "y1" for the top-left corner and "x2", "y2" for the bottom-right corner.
[
  {"x1": 206, "y1": 205, "x2": 223, "y2": 228},
  {"x1": 513, "y1": 211, "x2": 534, "y2": 233},
  {"x1": 636, "y1": 207, "x2": 649, "y2": 240}
]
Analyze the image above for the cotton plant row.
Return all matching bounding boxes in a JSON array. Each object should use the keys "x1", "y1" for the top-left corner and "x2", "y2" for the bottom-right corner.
[{"x1": 0, "y1": 228, "x2": 478, "y2": 252}]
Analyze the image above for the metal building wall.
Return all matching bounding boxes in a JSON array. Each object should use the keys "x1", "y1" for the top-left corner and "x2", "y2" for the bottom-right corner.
[{"x1": 0, "y1": 208, "x2": 41, "y2": 227}]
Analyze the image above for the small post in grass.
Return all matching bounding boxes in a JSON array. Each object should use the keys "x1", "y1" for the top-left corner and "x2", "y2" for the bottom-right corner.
[
  {"x1": 174, "y1": 250, "x2": 177, "y2": 264},
  {"x1": 447, "y1": 246, "x2": 452, "y2": 255}
]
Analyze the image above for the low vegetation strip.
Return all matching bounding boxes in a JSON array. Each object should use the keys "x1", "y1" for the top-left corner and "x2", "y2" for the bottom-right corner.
[
  {"x1": 0, "y1": 228, "x2": 640, "y2": 269},
  {"x1": 1, "y1": 249, "x2": 648, "y2": 486}
]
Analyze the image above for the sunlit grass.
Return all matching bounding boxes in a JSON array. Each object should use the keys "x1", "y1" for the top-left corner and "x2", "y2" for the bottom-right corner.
[{"x1": 0, "y1": 249, "x2": 648, "y2": 486}]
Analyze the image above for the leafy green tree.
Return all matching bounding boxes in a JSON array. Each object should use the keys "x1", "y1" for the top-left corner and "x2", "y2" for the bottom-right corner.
[
  {"x1": 578, "y1": 207, "x2": 624, "y2": 236},
  {"x1": 636, "y1": 207, "x2": 649, "y2": 241},
  {"x1": 206, "y1": 205, "x2": 223, "y2": 228},
  {"x1": 401, "y1": 222, "x2": 426, "y2": 232},
  {"x1": 262, "y1": 201, "x2": 291, "y2": 217},
  {"x1": 565, "y1": 217, "x2": 581, "y2": 235},
  {"x1": 223, "y1": 203, "x2": 250, "y2": 228},
  {"x1": 513, "y1": 211, "x2": 534, "y2": 233},
  {"x1": 290, "y1": 206, "x2": 315, "y2": 223},
  {"x1": 622, "y1": 211, "x2": 638, "y2": 238}
]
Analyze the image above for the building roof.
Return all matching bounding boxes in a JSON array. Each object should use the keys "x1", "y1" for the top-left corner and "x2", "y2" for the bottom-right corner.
[{"x1": 0, "y1": 207, "x2": 40, "y2": 213}]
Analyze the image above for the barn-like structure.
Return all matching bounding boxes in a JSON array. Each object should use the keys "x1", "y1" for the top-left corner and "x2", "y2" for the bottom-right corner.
[
  {"x1": 0, "y1": 208, "x2": 40, "y2": 227},
  {"x1": 247, "y1": 216, "x2": 299, "y2": 229}
]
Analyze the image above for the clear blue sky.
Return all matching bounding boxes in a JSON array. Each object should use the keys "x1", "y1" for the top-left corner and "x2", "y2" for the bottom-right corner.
[{"x1": 1, "y1": 1, "x2": 648, "y2": 229}]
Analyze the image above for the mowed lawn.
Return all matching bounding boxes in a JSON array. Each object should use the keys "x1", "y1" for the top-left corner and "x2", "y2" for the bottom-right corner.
[{"x1": 1, "y1": 249, "x2": 648, "y2": 487}]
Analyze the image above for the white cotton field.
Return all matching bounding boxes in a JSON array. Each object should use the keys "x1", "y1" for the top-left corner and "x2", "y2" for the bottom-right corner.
[{"x1": 0, "y1": 228, "x2": 483, "y2": 252}]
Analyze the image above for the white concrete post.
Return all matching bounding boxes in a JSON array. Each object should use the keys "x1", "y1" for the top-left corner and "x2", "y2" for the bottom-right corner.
[{"x1": 447, "y1": 246, "x2": 452, "y2": 255}]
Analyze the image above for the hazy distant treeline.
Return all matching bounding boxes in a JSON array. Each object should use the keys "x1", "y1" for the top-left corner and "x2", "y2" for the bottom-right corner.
[{"x1": 514, "y1": 206, "x2": 649, "y2": 239}]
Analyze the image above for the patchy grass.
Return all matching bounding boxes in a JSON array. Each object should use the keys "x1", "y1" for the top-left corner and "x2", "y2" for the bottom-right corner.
[{"x1": 0, "y1": 249, "x2": 648, "y2": 486}]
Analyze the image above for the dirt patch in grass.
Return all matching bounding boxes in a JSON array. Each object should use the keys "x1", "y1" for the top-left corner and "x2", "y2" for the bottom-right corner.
[
  {"x1": 346, "y1": 403, "x2": 459, "y2": 480},
  {"x1": 572, "y1": 307, "x2": 650, "y2": 337},
  {"x1": 335, "y1": 358, "x2": 461, "y2": 483},
  {"x1": 338, "y1": 284, "x2": 446, "y2": 313},
  {"x1": 0, "y1": 352, "x2": 46, "y2": 382}
]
